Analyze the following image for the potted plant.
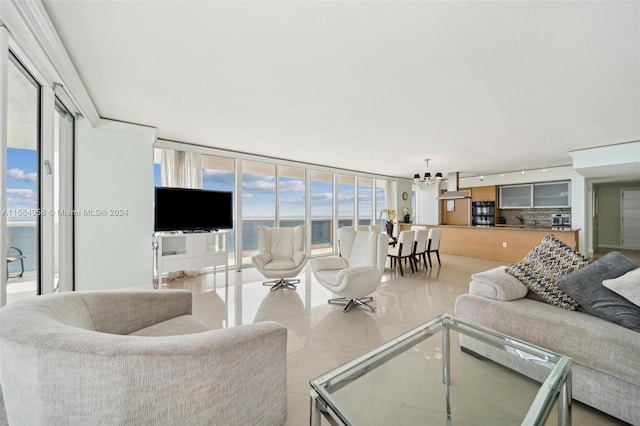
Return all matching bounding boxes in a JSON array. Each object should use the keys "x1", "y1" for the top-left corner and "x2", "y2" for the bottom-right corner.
[
  {"x1": 403, "y1": 205, "x2": 412, "y2": 223},
  {"x1": 380, "y1": 208, "x2": 396, "y2": 236}
]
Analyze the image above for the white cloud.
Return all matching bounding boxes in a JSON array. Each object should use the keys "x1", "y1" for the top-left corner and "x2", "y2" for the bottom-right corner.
[
  {"x1": 7, "y1": 188, "x2": 36, "y2": 198},
  {"x1": 203, "y1": 169, "x2": 235, "y2": 185},
  {"x1": 243, "y1": 180, "x2": 275, "y2": 191},
  {"x1": 279, "y1": 180, "x2": 305, "y2": 192},
  {"x1": 7, "y1": 168, "x2": 37, "y2": 182},
  {"x1": 312, "y1": 193, "x2": 333, "y2": 202},
  {"x1": 6, "y1": 188, "x2": 37, "y2": 210}
]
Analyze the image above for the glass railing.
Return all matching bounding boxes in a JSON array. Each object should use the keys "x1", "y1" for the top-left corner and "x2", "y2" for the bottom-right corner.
[
  {"x1": 241, "y1": 218, "x2": 337, "y2": 252},
  {"x1": 6, "y1": 221, "x2": 38, "y2": 275},
  {"x1": 8, "y1": 218, "x2": 372, "y2": 272}
]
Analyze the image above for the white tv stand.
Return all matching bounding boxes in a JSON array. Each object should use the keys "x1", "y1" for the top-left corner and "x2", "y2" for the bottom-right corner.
[{"x1": 154, "y1": 231, "x2": 229, "y2": 288}]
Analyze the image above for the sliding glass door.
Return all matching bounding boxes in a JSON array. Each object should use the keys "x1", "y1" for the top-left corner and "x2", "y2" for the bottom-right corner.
[
  {"x1": 53, "y1": 100, "x2": 74, "y2": 292},
  {"x1": 5, "y1": 54, "x2": 41, "y2": 301}
]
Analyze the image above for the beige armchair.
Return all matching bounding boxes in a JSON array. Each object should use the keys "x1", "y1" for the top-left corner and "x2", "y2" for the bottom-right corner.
[
  {"x1": 0, "y1": 290, "x2": 287, "y2": 425},
  {"x1": 252, "y1": 225, "x2": 307, "y2": 291}
]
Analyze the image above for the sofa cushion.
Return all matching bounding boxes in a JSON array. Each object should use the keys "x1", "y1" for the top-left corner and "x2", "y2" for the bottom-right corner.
[
  {"x1": 603, "y1": 267, "x2": 640, "y2": 307},
  {"x1": 454, "y1": 294, "x2": 640, "y2": 386},
  {"x1": 505, "y1": 234, "x2": 589, "y2": 310},
  {"x1": 557, "y1": 252, "x2": 640, "y2": 332},
  {"x1": 129, "y1": 315, "x2": 211, "y2": 336},
  {"x1": 469, "y1": 266, "x2": 528, "y2": 301}
]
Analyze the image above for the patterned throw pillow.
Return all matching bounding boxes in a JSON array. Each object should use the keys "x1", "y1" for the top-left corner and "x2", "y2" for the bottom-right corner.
[{"x1": 505, "y1": 234, "x2": 590, "y2": 310}]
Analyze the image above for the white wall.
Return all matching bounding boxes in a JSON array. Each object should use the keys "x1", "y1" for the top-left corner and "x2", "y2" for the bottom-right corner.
[
  {"x1": 396, "y1": 178, "x2": 413, "y2": 222},
  {"x1": 414, "y1": 184, "x2": 441, "y2": 224},
  {"x1": 75, "y1": 118, "x2": 156, "y2": 290}
]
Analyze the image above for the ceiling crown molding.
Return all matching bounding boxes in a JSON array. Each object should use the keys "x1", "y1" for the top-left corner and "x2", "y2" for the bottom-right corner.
[{"x1": 0, "y1": 0, "x2": 99, "y2": 124}]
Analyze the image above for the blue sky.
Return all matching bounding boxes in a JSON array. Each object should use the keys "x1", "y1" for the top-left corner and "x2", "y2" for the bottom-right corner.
[
  {"x1": 154, "y1": 163, "x2": 384, "y2": 219},
  {"x1": 5, "y1": 148, "x2": 38, "y2": 219},
  {"x1": 7, "y1": 156, "x2": 384, "y2": 221}
]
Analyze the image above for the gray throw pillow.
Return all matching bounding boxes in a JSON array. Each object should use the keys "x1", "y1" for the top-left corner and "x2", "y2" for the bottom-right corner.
[{"x1": 556, "y1": 251, "x2": 640, "y2": 332}]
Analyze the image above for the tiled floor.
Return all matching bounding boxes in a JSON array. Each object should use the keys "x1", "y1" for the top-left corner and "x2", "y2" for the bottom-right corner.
[{"x1": 164, "y1": 252, "x2": 631, "y2": 426}]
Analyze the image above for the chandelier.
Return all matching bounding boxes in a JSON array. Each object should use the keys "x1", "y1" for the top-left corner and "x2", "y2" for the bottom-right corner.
[{"x1": 413, "y1": 159, "x2": 445, "y2": 186}]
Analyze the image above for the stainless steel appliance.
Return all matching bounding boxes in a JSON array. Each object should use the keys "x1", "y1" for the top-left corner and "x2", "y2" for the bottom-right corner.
[
  {"x1": 472, "y1": 201, "x2": 495, "y2": 226},
  {"x1": 551, "y1": 214, "x2": 571, "y2": 230}
]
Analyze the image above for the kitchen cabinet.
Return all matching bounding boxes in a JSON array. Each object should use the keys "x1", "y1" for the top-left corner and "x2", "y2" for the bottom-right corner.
[
  {"x1": 471, "y1": 186, "x2": 497, "y2": 202},
  {"x1": 533, "y1": 181, "x2": 570, "y2": 207},
  {"x1": 499, "y1": 181, "x2": 570, "y2": 209},
  {"x1": 499, "y1": 185, "x2": 532, "y2": 208}
]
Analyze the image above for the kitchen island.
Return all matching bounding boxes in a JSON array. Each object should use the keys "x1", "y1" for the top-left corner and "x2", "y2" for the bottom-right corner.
[{"x1": 398, "y1": 224, "x2": 579, "y2": 263}]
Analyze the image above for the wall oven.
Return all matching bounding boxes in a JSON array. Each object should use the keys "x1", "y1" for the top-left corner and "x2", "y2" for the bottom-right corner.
[{"x1": 551, "y1": 214, "x2": 571, "y2": 230}]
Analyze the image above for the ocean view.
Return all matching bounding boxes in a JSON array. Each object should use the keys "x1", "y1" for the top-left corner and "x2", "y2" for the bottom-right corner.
[
  {"x1": 8, "y1": 218, "x2": 380, "y2": 273},
  {"x1": 7, "y1": 223, "x2": 38, "y2": 274}
]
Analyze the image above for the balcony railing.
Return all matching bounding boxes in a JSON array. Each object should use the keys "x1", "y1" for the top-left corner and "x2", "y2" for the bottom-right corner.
[
  {"x1": 6, "y1": 221, "x2": 37, "y2": 276},
  {"x1": 7, "y1": 218, "x2": 380, "y2": 273}
]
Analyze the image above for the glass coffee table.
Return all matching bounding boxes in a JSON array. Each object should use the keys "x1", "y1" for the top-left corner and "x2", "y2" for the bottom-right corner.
[{"x1": 310, "y1": 314, "x2": 571, "y2": 425}]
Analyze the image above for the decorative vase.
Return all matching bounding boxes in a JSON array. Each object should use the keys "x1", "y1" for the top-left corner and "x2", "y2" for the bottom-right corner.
[
  {"x1": 404, "y1": 214, "x2": 411, "y2": 223},
  {"x1": 385, "y1": 223, "x2": 394, "y2": 236}
]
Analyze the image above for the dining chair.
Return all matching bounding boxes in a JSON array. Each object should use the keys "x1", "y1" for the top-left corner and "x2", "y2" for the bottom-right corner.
[
  {"x1": 412, "y1": 229, "x2": 430, "y2": 269},
  {"x1": 426, "y1": 228, "x2": 443, "y2": 267},
  {"x1": 387, "y1": 230, "x2": 415, "y2": 276}
]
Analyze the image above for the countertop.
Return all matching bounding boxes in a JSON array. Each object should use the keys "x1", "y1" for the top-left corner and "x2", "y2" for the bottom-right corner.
[{"x1": 405, "y1": 224, "x2": 579, "y2": 232}]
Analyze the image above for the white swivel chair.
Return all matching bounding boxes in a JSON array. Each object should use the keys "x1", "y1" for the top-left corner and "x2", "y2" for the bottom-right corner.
[
  {"x1": 252, "y1": 225, "x2": 308, "y2": 291},
  {"x1": 355, "y1": 225, "x2": 369, "y2": 231},
  {"x1": 312, "y1": 227, "x2": 388, "y2": 312},
  {"x1": 387, "y1": 230, "x2": 415, "y2": 276},
  {"x1": 426, "y1": 228, "x2": 443, "y2": 267}
]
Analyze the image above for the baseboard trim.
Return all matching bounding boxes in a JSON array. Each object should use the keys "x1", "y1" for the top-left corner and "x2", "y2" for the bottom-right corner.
[{"x1": 597, "y1": 244, "x2": 620, "y2": 249}]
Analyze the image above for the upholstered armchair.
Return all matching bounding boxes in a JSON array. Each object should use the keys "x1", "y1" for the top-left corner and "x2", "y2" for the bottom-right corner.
[
  {"x1": 312, "y1": 227, "x2": 388, "y2": 312},
  {"x1": 252, "y1": 225, "x2": 308, "y2": 291},
  {"x1": 0, "y1": 290, "x2": 287, "y2": 425}
]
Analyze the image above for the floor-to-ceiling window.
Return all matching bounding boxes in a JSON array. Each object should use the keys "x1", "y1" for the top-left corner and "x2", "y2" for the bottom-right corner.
[
  {"x1": 202, "y1": 154, "x2": 236, "y2": 267},
  {"x1": 310, "y1": 170, "x2": 333, "y2": 256},
  {"x1": 151, "y1": 147, "x2": 395, "y2": 268},
  {"x1": 242, "y1": 160, "x2": 276, "y2": 264},
  {"x1": 5, "y1": 54, "x2": 41, "y2": 301},
  {"x1": 357, "y1": 177, "x2": 373, "y2": 227},
  {"x1": 278, "y1": 165, "x2": 305, "y2": 228},
  {"x1": 375, "y1": 180, "x2": 387, "y2": 228},
  {"x1": 337, "y1": 175, "x2": 354, "y2": 228}
]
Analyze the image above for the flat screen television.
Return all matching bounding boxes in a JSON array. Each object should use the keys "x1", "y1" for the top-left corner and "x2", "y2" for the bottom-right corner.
[{"x1": 154, "y1": 187, "x2": 233, "y2": 232}]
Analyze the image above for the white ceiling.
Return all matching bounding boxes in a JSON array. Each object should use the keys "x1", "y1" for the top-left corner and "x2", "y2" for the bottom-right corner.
[{"x1": 41, "y1": 0, "x2": 640, "y2": 179}]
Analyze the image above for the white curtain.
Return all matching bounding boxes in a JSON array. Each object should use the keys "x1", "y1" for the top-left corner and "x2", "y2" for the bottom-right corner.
[
  {"x1": 159, "y1": 149, "x2": 204, "y2": 278},
  {"x1": 384, "y1": 180, "x2": 395, "y2": 212},
  {"x1": 161, "y1": 149, "x2": 202, "y2": 189}
]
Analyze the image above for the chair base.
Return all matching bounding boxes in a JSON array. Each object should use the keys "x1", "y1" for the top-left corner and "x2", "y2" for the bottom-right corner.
[
  {"x1": 263, "y1": 278, "x2": 300, "y2": 291},
  {"x1": 328, "y1": 297, "x2": 374, "y2": 313}
]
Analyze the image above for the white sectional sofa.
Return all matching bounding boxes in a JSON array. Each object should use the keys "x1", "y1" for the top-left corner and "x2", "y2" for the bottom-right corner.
[{"x1": 454, "y1": 266, "x2": 640, "y2": 424}]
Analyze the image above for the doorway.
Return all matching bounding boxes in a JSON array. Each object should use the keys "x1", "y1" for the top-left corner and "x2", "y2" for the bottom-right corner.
[
  {"x1": 5, "y1": 53, "x2": 41, "y2": 302},
  {"x1": 621, "y1": 189, "x2": 640, "y2": 250}
]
